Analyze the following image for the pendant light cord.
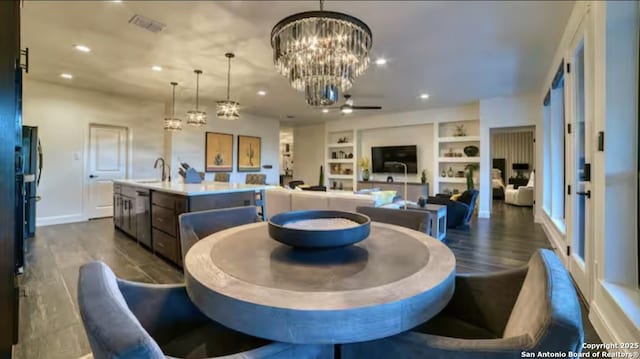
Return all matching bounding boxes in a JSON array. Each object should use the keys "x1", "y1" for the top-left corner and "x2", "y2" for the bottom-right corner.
[
  {"x1": 195, "y1": 72, "x2": 200, "y2": 110},
  {"x1": 226, "y1": 57, "x2": 231, "y2": 101},
  {"x1": 171, "y1": 84, "x2": 176, "y2": 118}
]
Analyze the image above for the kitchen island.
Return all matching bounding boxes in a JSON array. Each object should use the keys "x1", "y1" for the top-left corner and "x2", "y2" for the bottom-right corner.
[{"x1": 113, "y1": 179, "x2": 273, "y2": 267}]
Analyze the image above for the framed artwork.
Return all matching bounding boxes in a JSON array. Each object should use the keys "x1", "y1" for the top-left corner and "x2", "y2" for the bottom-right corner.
[
  {"x1": 205, "y1": 132, "x2": 233, "y2": 172},
  {"x1": 237, "y1": 135, "x2": 261, "y2": 172}
]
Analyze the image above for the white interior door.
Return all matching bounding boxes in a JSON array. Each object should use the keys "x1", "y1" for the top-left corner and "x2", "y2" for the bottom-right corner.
[
  {"x1": 88, "y1": 124, "x2": 127, "y2": 219},
  {"x1": 565, "y1": 14, "x2": 592, "y2": 300}
]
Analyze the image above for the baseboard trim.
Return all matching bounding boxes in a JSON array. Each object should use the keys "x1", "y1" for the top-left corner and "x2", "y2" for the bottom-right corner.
[
  {"x1": 539, "y1": 212, "x2": 567, "y2": 266},
  {"x1": 589, "y1": 300, "x2": 618, "y2": 345},
  {"x1": 36, "y1": 214, "x2": 87, "y2": 227},
  {"x1": 478, "y1": 210, "x2": 490, "y2": 218}
]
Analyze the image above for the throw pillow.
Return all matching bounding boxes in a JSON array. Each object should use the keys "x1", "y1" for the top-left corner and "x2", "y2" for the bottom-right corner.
[
  {"x1": 450, "y1": 193, "x2": 462, "y2": 201},
  {"x1": 458, "y1": 190, "x2": 474, "y2": 204}
]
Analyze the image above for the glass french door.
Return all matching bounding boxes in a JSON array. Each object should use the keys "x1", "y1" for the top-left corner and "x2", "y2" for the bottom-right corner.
[{"x1": 566, "y1": 13, "x2": 592, "y2": 300}]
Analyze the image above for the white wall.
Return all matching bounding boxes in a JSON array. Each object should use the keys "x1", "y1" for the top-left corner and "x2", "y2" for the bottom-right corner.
[
  {"x1": 360, "y1": 124, "x2": 434, "y2": 185},
  {"x1": 23, "y1": 79, "x2": 281, "y2": 225},
  {"x1": 168, "y1": 114, "x2": 280, "y2": 185},
  {"x1": 293, "y1": 123, "x2": 326, "y2": 186},
  {"x1": 479, "y1": 93, "x2": 541, "y2": 217},
  {"x1": 23, "y1": 79, "x2": 165, "y2": 225}
]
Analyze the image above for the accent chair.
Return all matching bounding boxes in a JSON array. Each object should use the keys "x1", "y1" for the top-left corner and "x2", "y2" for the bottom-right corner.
[
  {"x1": 341, "y1": 249, "x2": 584, "y2": 359},
  {"x1": 427, "y1": 189, "x2": 478, "y2": 228},
  {"x1": 356, "y1": 206, "x2": 433, "y2": 237},
  {"x1": 179, "y1": 207, "x2": 260, "y2": 263},
  {"x1": 78, "y1": 261, "x2": 333, "y2": 359}
]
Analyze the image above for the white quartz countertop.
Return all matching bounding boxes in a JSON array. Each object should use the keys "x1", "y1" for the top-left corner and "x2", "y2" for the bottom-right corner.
[{"x1": 113, "y1": 179, "x2": 275, "y2": 196}]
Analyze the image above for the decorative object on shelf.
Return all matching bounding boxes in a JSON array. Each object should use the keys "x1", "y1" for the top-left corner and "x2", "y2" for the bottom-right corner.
[
  {"x1": 452, "y1": 189, "x2": 460, "y2": 194},
  {"x1": 237, "y1": 135, "x2": 261, "y2": 172},
  {"x1": 205, "y1": 132, "x2": 233, "y2": 172},
  {"x1": 217, "y1": 53, "x2": 240, "y2": 120},
  {"x1": 441, "y1": 168, "x2": 446, "y2": 177},
  {"x1": 339, "y1": 182, "x2": 343, "y2": 190},
  {"x1": 344, "y1": 168, "x2": 352, "y2": 175},
  {"x1": 421, "y1": 170, "x2": 427, "y2": 184},
  {"x1": 463, "y1": 145, "x2": 479, "y2": 157},
  {"x1": 455, "y1": 153, "x2": 463, "y2": 157},
  {"x1": 447, "y1": 167, "x2": 454, "y2": 177},
  {"x1": 337, "y1": 136, "x2": 349, "y2": 143},
  {"x1": 357, "y1": 157, "x2": 370, "y2": 181},
  {"x1": 456, "y1": 171, "x2": 465, "y2": 178},
  {"x1": 268, "y1": 210, "x2": 371, "y2": 249},
  {"x1": 445, "y1": 148, "x2": 455, "y2": 157},
  {"x1": 164, "y1": 82, "x2": 182, "y2": 131},
  {"x1": 386, "y1": 176, "x2": 394, "y2": 183},
  {"x1": 331, "y1": 152, "x2": 337, "y2": 159},
  {"x1": 186, "y1": 69, "x2": 206, "y2": 126},
  {"x1": 417, "y1": 196, "x2": 427, "y2": 208},
  {"x1": 465, "y1": 163, "x2": 479, "y2": 190},
  {"x1": 332, "y1": 181, "x2": 337, "y2": 189},
  {"x1": 270, "y1": 0, "x2": 372, "y2": 106},
  {"x1": 453, "y1": 124, "x2": 466, "y2": 137},
  {"x1": 319, "y1": 165, "x2": 324, "y2": 185},
  {"x1": 339, "y1": 150, "x2": 345, "y2": 159},
  {"x1": 347, "y1": 153, "x2": 353, "y2": 159}
]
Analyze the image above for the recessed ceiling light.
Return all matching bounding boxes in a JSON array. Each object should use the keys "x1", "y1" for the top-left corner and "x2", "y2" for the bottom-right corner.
[
  {"x1": 322, "y1": 109, "x2": 329, "y2": 113},
  {"x1": 341, "y1": 107, "x2": 354, "y2": 114},
  {"x1": 257, "y1": 90, "x2": 267, "y2": 96},
  {"x1": 375, "y1": 58, "x2": 387, "y2": 66},
  {"x1": 151, "y1": 65, "x2": 162, "y2": 72},
  {"x1": 60, "y1": 73, "x2": 73, "y2": 79},
  {"x1": 74, "y1": 44, "x2": 91, "y2": 53},
  {"x1": 420, "y1": 93, "x2": 430, "y2": 100},
  {"x1": 111, "y1": 0, "x2": 122, "y2": 2}
]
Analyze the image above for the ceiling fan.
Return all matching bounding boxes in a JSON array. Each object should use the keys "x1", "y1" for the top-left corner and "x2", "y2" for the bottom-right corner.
[{"x1": 327, "y1": 94, "x2": 382, "y2": 114}]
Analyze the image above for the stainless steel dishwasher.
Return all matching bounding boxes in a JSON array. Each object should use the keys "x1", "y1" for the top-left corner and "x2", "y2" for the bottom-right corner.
[{"x1": 135, "y1": 189, "x2": 152, "y2": 248}]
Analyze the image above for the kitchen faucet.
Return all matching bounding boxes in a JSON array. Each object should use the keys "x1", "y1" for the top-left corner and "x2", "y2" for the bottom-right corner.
[{"x1": 153, "y1": 157, "x2": 170, "y2": 182}]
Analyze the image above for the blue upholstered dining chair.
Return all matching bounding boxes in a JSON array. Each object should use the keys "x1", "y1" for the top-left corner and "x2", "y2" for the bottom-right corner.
[
  {"x1": 341, "y1": 249, "x2": 584, "y2": 359},
  {"x1": 78, "y1": 261, "x2": 333, "y2": 359},
  {"x1": 179, "y1": 206, "x2": 261, "y2": 263},
  {"x1": 355, "y1": 206, "x2": 434, "y2": 237}
]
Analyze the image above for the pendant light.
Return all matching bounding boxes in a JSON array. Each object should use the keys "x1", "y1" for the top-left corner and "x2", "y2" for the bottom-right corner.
[
  {"x1": 186, "y1": 69, "x2": 206, "y2": 126},
  {"x1": 164, "y1": 82, "x2": 182, "y2": 131},
  {"x1": 216, "y1": 53, "x2": 240, "y2": 120}
]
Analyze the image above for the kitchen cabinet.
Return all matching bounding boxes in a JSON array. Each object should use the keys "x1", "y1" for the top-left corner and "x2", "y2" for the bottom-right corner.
[{"x1": 113, "y1": 184, "x2": 136, "y2": 239}]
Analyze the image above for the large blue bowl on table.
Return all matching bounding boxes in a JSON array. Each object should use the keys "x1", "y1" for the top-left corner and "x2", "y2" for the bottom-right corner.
[{"x1": 268, "y1": 210, "x2": 371, "y2": 249}]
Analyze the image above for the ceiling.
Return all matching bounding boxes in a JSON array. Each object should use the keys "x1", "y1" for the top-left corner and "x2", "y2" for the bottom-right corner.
[{"x1": 21, "y1": 1, "x2": 574, "y2": 123}]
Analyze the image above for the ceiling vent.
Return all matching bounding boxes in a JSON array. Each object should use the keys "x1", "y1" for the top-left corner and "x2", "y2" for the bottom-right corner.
[{"x1": 128, "y1": 14, "x2": 166, "y2": 33}]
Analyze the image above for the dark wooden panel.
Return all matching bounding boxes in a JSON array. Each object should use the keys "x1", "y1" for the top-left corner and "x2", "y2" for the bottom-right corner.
[
  {"x1": 151, "y1": 205, "x2": 176, "y2": 237},
  {"x1": 189, "y1": 191, "x2": 255, "y2": 212},
  {"x1": 151, "y1": 191, "x2": 180, "y2": 210},
  {"x1": 152, "y1": 229, "x2": 179, "y2": 265},
  {"x1": 0, "y1": 1, "x2": 20, "y2": 356}
]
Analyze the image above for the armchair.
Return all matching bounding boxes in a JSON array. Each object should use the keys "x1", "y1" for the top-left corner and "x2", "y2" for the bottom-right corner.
[
  {"x1": 78, "y1": 261, "x2": 333, "y2": 359},
  {"x1": 505, "y1": 171, "x2": 534, "y2": 206},
  {"x1": 341, "y1": 249, "x2": 584, "y2": 359},
  {"x1": 428, "y1": 190, "x2": 478, "y2": 228}
]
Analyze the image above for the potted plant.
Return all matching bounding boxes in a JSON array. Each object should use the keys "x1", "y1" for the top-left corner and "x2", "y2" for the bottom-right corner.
[
  {"x1": 465, "y1": 164, "x2": 479, "y2": 190},
  {"x1": 357, "y1": 157, "x2": 371, "y2": 181},
  {"x1": 421, "y1": 169, "x2": 427, "y2": 184}
]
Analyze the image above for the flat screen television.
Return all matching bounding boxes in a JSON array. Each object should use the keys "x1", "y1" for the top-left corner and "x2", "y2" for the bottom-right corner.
[{"x1": 371, "y1": 145, "x2": 418, "y2": 174}]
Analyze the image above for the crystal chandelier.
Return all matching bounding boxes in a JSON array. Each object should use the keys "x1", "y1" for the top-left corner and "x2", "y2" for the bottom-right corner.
[
  {"x1": 216, "y1": 53, "x2": 240, "y2": 120},
  {"x1": 271, "y1": 0, "x2": 372, "y2": 106},
  {"x1": 186, "y1": 69, "x2": 206, "y2": 126},
  {"x1": 164, "y1": 82, "x2": 182, "y2": 131}
]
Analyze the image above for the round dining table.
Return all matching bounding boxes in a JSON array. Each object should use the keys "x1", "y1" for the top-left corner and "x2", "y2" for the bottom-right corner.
[{"x1": 184, "y1": 221, "x2": 456, "y2": 345}]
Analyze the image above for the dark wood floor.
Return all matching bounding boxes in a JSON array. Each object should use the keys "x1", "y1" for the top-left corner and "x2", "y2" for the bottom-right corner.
[{"x1": 13, "y1": 202, "x2": 599, "y2": 358}]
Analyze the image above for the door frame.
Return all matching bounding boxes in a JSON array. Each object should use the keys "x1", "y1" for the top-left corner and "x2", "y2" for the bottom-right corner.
[
  {"x1": 83, "y1": 123, "x2": 131, "y2": 220},
  {"x1": 564, "y1": 9, "x2": 594, "y2": 301}
]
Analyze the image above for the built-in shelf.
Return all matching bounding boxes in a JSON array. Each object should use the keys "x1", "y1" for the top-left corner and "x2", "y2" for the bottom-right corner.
[
  {"x1": 438, "y1": 136, "x2": 481, "y2": 143},
  {"x1": 326, "y1": 159, "x2": 354, "y2": 163},
  {"x1": 327, "y1": 174, "x2": 353, "y2": 179},
  {"x1": 438, "y1": 157, "x2": 480, "y2": 163},
  {"x1": 438, "y1": 177, "x2": 467, "y2": 183},
  {"x1": 327, "y1": 143, "x2": 354, "y2": 148}
]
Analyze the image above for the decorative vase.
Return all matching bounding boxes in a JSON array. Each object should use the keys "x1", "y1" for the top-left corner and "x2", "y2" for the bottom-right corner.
[
  {"x1": 441, "y1": 169, "x2": 446, "y2": 177},
  {"x1": 417, "y1": 196, "x2": 427, "y2": 208},
  {"x1": 447, "y1": 167, "x2": 454, "y2": 177},
  {"x1": 463, "y1": 145, "x2": 479, "y2": 157},
  {"x1": 421, "y1": 170, "x2": 426, "y2": 184},
  {"x1": 362, "y1": 169, "x2": 370, "y2": 181}
]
